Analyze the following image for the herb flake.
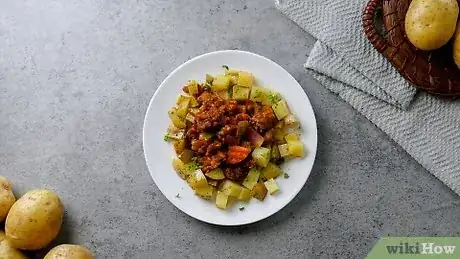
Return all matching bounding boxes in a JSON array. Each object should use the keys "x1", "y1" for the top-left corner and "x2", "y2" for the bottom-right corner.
[
  {"x1": 164, "y1": 135, "x2": 170, "y2": 142},
  {"x1": 175, "y1": 193, "x2": 180, "y2": 198},
  {"x1": 268, "y1": 93, "x2": 282, "y2": 104},
  {"x1": 239, "y1": 207, "x2": 245, "y2": 211},
  {"x1": 284, "y1": 173, "x2": 290, "y2": 179},
  {"x1": 222, "y1": 65, "x2": 229, "y2": 70}
]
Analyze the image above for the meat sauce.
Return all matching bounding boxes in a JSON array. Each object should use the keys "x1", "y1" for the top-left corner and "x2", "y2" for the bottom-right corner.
[{"x1": 185, "y1": 90, "x2": 278, "y2": 182}]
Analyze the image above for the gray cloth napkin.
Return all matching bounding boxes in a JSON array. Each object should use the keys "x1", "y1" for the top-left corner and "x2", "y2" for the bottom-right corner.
[{"x1": 275, "y1": 0, "x2": 460, "y2": 195}]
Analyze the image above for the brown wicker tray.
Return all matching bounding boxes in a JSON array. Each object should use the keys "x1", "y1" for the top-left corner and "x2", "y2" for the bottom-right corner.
[{"x1": 363, "y1": 0, "x2": 460, "y2": 97}]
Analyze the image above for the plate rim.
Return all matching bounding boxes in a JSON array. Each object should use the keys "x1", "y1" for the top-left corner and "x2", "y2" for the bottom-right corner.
[{"x1": 143, "y1": 50, "x2": 318, "y2": 226}]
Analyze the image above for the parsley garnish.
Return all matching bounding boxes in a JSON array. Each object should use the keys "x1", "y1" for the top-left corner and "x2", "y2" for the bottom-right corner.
[
  {"x1": 164, "y1": 135, "x2": 170, "y2": 142},
  {"x1": 222, "y1": 65, "x2": 229, "y2": 70},
  {"x1": 284, "y1": 173, "x2": 290, "y2": 179},
  {"x1": 175, "y1": 193, "x2": 180, "y2": 198},
  {"x1": 185, "y1": 161, "x2": 201, "y2": 171},
  {"x1": 268, "y1": 93, "x2": 282, "y2": 104},
  {"x1": 239, "y1": 207, "x2": 245, "y2": 211}
]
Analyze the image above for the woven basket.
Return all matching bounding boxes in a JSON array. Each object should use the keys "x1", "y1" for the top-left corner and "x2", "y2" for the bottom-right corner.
[{"x1": 363, "y1": 0, "x2": 460, "y2": 97}]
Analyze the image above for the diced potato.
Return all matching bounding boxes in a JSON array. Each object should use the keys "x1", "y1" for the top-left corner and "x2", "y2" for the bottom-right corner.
[
  {"x1": 186, "y1": 80, "x2": 199, "y2": 95},
  {"x1": 225, "y1": 69, "x2": 239, "y2": 76},
  {"x1": 285, "y1": 133, "x2": 299, "y2": 142},
  {"x1": 278, "y1": 144, "x2": 290, "y2": 157},
  {"x1": 238, "y1": 71, "x2": 253, "y2": 87},
  {"x1": 199, "y1": 132, "x2": 214, "y2": 140},
  {"x1": 212, "y1": 75, "x2": 230, "y2": 91},
  {"x1": 189, "y1": 108, "x2": 200, "y2": 115},
  {"x1": 250, "y1": 86, "x2": 269, "y2": 103},
  {"x1": 264, "y1": 179, "x2": 280, "y2": 195},
  {"x1": 187, "y1": 169, "x2": 208, "y2": 189},
  {"x1": 271, "y1": 144, "x2": 281, "y2": 161},
  {"x1": 216, "y1": 191, "x2": 229, "y2": 209},
  {"x1": 229, "y1": 75, "x2": 239, "y2": 86},
  {"x1": 176, "y1": 93, "x2": 196, "y2": 108},
  {"x1": 272, "y1": 100, "x2": 290, "y2": 120},
  {"x1": 238, "y1": 188, "x2": 252, "y2": 201},
  {"x1": 206, "y1": 74, "x2": 214, "y2": 84},
  {"x1": 220, "y1": 180, "x2": 243, "y2": 197},
  {"x1": 252, "y1": 147, "x2": 271, "y2": 167},
  {"x1": 216, "y1": 90, "x2": 230, "y2": 100},
  {"x1": 205, "y1": 168, "x2": 225, "y2": 180},
  {"x1": 179, "y1": 149, "x2": 193, "y2": 163},
  {"x1": 208, "y1": 180, "x2": 218, "y2": 187},
  {"x1": 176, "y1": 102, "x2": 189, "y2": 118},
  {"x1": 189, "y1": 96, "x2": 199, "y2": 107},
  {"x1": 195, "y1": 185, "x2": 214, "y2": 200},
  {"x1": 242, "y1": 168, "x2": 260, "y2": 190},
  {"x1": 185, "y1": 113, "x2": 195, "y2": 123},
  {"x1": 250, "y1": 183, "x2": 268, "y2": 201},
  {"x1": 168, "y1": 108, "x2": 186, "y2": 129},
  {"x1": 173, "y1": 139, "x2": 186, "y2": 154},
  {"x1": 261, "y1": 163, "x2": 282, "y2": 180},
  {"x1": 288, "y1": 140, "x2": 304, "y2": 157},
  {"x1": 172, "y1": 157, "x2": 186, "y2": 179},
  {"x1": 166, "y1": 128, "x2": 185, "y2": 141},
  {"x1": 284, "y1": 114, "x2": 299, "y2": 128},
  {"x1": 232, "y1": 86, "x2": 250, "y2": 101}
]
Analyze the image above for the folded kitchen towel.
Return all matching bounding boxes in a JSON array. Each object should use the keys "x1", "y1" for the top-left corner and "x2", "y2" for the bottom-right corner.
[{"x1": 275, "y1": 0, "x2": 460, "y2": 195}]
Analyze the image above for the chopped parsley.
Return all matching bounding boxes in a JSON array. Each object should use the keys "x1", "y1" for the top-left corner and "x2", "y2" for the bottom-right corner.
[
  {"x1": 252, "y1": 91, "x2": 262, "y2": 99},
  {"x1": 164, "y1": 135, "x2": 170, "y2": 142},
  {"x1": 284, "y1": 173, "x2": 290, "y2": 179},
  {"x1": 222, "y1": 65, "x2": 229, "y2": 70},
  {"x1": 268, "y1": 93, "x2": 282, "y2": 104},
  {"x1": 239, "y1": 207, "x2": 245, "y2": 211},
  {"x1": 175, "y1": 193, "x2": 180, "y2": 198},
  {"x1": 185, "y1": 161, "x2": 201, "y2": 172}
]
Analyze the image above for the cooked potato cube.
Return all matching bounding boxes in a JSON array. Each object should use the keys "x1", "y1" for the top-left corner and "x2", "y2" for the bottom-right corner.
[
  {"x1": 238, "y1": 188, "x2": 252, "y2": 201},
  {"x1": 208, "y1": 180, "x2": 218, "y2": 187},
  {"x1": 206, "y1": 74, "x2": 214, "y2": 84},
  {"x1": 232, "y1": 86, "x2": 250, "y2": 101},
  {"x1": 249, "y1": 86, "x2": 269, "y2": 102},
  {"x1": 242, "y1": 168, "x2": 260, "y2": 190},
  {"x1": 178, "y1": 149, "x2": 193, "y2": 163},
  {"x1": 288, "y1": 140, "x2": 304, "y2": 157},
  {"x1": 173, "y1": 139, "x2": 186, "y2": 154},
  {"x1": 261, "y1": 163, "x2": 282, "y2": 180},
  {"x1": 252, "y1": 147, "x2": 271, "y2": 167},
  {"x1": 172, "y1": 157, "x2": 186, "y2": 179},
  {"x1": 212, "y1": 75, "x2": 230, "y2": 91},
  {"x1": 186, "y1": 80, "x2": 199, "y2": 95},
  {"x1": 271, "y1": 144, "x2": 281, "y2": 161},
  {"x1": 168, "y1": 108, "x2": 186, "y2": 129},
  {"x1": 188, "y1": 169, "x2": 208, "y2": 189},
  {"x1": 195, "y1": 185, "x2": 214, "y2": 200},
  {"x1": 264, "y1": 179, "x2": 280, "y2": 195},
  {"x1": 229, "y1": 75, "x2": 239, "y2": 86},
  {"x1": 205, "y1": 168, "x2": 225, "y2": 180},
  {"x1": 272, "y1": 100, "x2": 290, "y2": 120},
  {"x1": 189, "y1": 108, "x2": 200, "y2": 115},
  {"x1": 216, "y1": 90, "x2": 230, "y2": 100},
  {"x1": 278, "y1": 144, "x2": 290, "y2": 157},
  {"x1": 216, "y1": 191, "x2": 229, "y2": 209},
  {"x1": 250, "y1": 183, "x2": 268, "y2": 201},
  {"x1": 220, "y1": 180, "x2": 243, "y2": 197},
  {"x1": 185, "y1": 113, "x2": 195, "y2": 123},
  {"x1": 284, "y1": 133, "x2": 299, "y2": 142},
  {"x1": 238, "y1": 71, "x2": 253, "y2": 87},
  {"x1": 284, "y1": 114, "x2": 299, "y2": 128},
  {"x1": 225, "y1": 69, "x2": 239, "y2": 76}
]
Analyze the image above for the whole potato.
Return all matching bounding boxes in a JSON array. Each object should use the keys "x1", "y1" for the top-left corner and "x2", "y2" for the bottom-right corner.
[
  {"x1": 453, "y1": 20, "x2": 460, "y2": 67},
  {"x1": 5, "y1": 189, "x2": 64, "y2": 250},
  {"x1": 0, "y1": 231, "x2": 28, "y2": 259},
  {"x1": 44, "y1": 244, "x2": 93, "y2": 259},
  {"x1": 405, "y1": 0, "x2": 459, "y2": 50},
  {"x1": 0, "y1": 176, "x2": 16, "y2": 221}
]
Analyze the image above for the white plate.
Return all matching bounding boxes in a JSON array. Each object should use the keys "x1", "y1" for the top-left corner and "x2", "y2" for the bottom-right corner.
[{"x1": 143, "y1": 50, "x2": 317, "y2": 226}]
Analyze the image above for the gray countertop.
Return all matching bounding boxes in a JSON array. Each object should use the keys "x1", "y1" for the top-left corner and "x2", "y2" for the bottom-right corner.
[{"x1": 1, "y1": 0, "x2": 460, "y2": 258}]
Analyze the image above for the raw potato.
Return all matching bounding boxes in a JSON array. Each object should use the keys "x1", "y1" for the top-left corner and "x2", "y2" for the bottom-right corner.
[
  {"x1": 0, "y1": 240, "x2": 28, "y2": 259},
  {"x1": 453, "y1": 20, "x2": 460, "y2": 67},
  {"x1": 6, "y1": 189, "x2": 64, "y2": 250},
  {"x1": 44, "y1": 244, "x2": 93, "y2": 259},
  {"x1": 0, "y1": 176, "x2": 16, "y2": 221},
  {"x1": 405, "y1": 0, "x2": 459, "y2": 50}
]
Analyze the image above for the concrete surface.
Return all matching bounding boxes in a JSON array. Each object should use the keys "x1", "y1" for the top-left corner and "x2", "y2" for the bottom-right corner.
[{"x1": 1, "y1": 0, "x2": 459, "y2": 258}]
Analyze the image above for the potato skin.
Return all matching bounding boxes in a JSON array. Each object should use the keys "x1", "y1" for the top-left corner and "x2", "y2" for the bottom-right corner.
[
  {"x1": 0, "y1": 239, "x2": 28, "y2": 259},
  {"x1": 453, "y1": 20, "x2": 460, "y2": 67},
  {"x1": 5, "y1": 189, "x2": 64, "y2": 250},
  {"x1": 405, "y1": 0, "x2": 459, "y2": 50},
  {"x1": 44, "y1": 245, "x2": 93, "y2": 259},
  {"x1": 0, "y1": 176, "x2": 16, "y2": 221}
]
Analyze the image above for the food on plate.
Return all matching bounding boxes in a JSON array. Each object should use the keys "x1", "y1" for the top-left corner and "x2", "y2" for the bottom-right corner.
[
  {"x1": 5, "y1": 189, "x2": 64, "y2": 250},
  {"x1": 44, "y1": 244, "x2": 94, "y2": 259},
  {"x1": 0, "y1": 238, "x2": 28, "y2": 259},
  {"x1": 453, "y1": 20, "x2": 460, "y2": 67},
  {"x1": 165, "y1": 66, "x2": 305, "y2": 209},
  {"x1": 0, "y1": 176, "x2": 16, "y2": 221},
  {"x1": 405, "y1": 0, "x2": 459, "y2": 50}
]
